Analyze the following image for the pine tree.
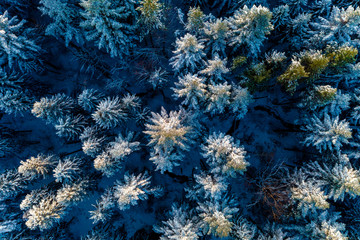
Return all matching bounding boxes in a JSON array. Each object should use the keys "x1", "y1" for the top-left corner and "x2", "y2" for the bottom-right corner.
[
  {"x1": 311, "y1": 6, "x2": 360, "y2": 46},
  {"x1": 39, "y1": 0, "x2": 83, "y2": 46},
  {"x1": 230, "y1": 86, "x2": 253, "y2": 119},
  {"x1": 0, "y1": 90, "x2": 32, "y2": 114},
  {"x1": 197, "y1": 197, "x2": 238, "y2": 238},
  {"x1": 290, "y1": 170, "x2": 330, "y2": 217},
  {"x1": 53, "y1": 156, "x2": 82, "y2": 183},
  {"x1": 200, "y1": 54, "x2": 229, "y2": 83},
  {"x1": 172, "y1": 73, "x2": 207, "y2": 109},
  {"x1": 94, "y1": 132, "x2": 140, "y2": 176},
  {"x1": 0, "y1": 169, "x2": 29, "y2": 201},
  {"x1": 229, "y1": 5, "x2": 273, "y2": 57},
  {"x1": 92, "y1": 97, "x2": 127, "y2": 129},
  {"x1": 303, "y1": 113, "x2": 352, "y2": 153},
  {"x1": 201, "y1": 132, "x2": 249, "y2": 177},
  {"x1": 77, "y1": 89, "x2": 104, "y2": 112},
  {"x1": 185, "y1": 6, "x2": 205, "y2": 33},
  {"x1": 301, "y1": 211, "x2": 348, "y2": 240},
  {"x1": 144, "y1": 107, "x2": 193, "y2": 173},
  {"x1": 31, "y1": 93, "x2": 75, "y2": 123},
  {"x1": 0, "y1": 11, "x2": 41, "y2": 72},
  {"x1": 56, "y1": 180, "x2": 89, "y2": 206},
  {"x1": 205, "y1": 82, "x2": 231, "y2": 115},
  {"x1": 185, "y1": 173, "x2": 228, "y2": 201},
  {"x1": 89, "y1": 188, "x2": 115, "y2": 223},
  {"x1": 136, "y1": 0, "x2": 164, "y2": 35},
  {"x1": 169, "y1": 33, "x2": 205, "y2": 73},
  {"x1": 154, "y1": 204, "x2": 199, "y2": 240},
  {"x1": 80, "y1": 0, "x2": 137, "y2": 58},
  {"x1": 24, "y1": 195, "x2": 65, "y2": 231},
  {"x1": 113, "y1": 172, "x2": 161, "y2": 210},
  {"x1": 306, "y1": 161, "x2": 360, "y2": 201},
  {"x1": 55, "y1": 115, "x2": 86, "y2": 140},
  {"x1": 18, "y1": 154, "x2": 56, "y2": 179},
  {"x1": 203, "y1": 18, "x2": 230, "y2": 56},
  {"x1": 232, "y1": 217, "x2": 257, "y2": 240}
]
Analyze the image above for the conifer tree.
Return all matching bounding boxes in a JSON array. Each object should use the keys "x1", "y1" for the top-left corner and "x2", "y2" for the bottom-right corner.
[
  {"x1": 170, "y1": 33, "x2": 205, "y2": 73},
  {"x1": 229, "y1": 5, "x2": 273, "y2": 57},
  {"x1": 80, "y1": 0, "x2": 137, "y2": 58},
  {"x1": 0, "y1": 11, "x2": 41, "y2": 72},
  {"x1": 39, "y1": 0, "x2": 83, "y2": 46}
]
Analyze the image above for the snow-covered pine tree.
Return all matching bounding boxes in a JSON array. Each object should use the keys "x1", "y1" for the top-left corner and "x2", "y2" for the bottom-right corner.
[
  {"x1": 205, "y1": 82, "x2": 231, "y2": 115},
  {"x1": 0, "y1": 11, "x2": 42, "y2": 72},
  {"x1": 89, "y1": 188, "x2": 115, "y2": 223},
  {"x1": 0, "y1": 90, "x2": 32, "y2": 114},
  {"x1": 136, "y1": 0, "x2": 164, "y2": 35},
  {"x1": 92, "y1": 97, "x2": 127, "y2": 129},
  {"x1": 302, "y1": 113, "x2": 352, "y2": 153},
  {"x1": 229, "y1": 5, "x2": 273, "y2": 57},
  {"x1": 77, "y1": 89, "x2": 104, "y2": 112},
  {"x1": 172, "y1": 73, "x2": 207, "y2": 109},
  {"x1": 201, "y1": 132, "x2": 249, "y2": 177},
  {"x1": 290, "y1": 169, "x2": 330, "y2": 217},
  {"x1": 53, "y1": 156, "x2": 82, "y2": 183},
  {"x1": 39, "y1": 0, "x2": 83, "y2": 46},
  {"x1": 169, "y1": 33, "x2": 205, "y2": 73},
  {"x1": 55, "y1": 115, "x2": 86, "y2": 140},
  {"x1": 232, "y1": 217, "x2": 257, "y2": 240},
  {"x1": 144, "y1": 107, "x2": 193, "y2": 173},
  {"x1": 230, "y1": 86, "x2": 253, "y2": 120},
  {"x1": 56, "y1": 179, "x2": 89, "y2": 206},
  {"x1": 305, "y1": 161, "x2": 360, "y2": 201},
  {"x1": 185, "y1": 6, "x2": 205, "y2": 33},
  {"x1": 80, "y1": 127, "x2": 106, "y2": 157},
  {"x1": 31, "y1": 93, "x2": 75, "y2": 123},
  {"x1": 80, "y1": 0, "x2": 137, "y2": 58},
  {"x1": 0, "y1": 169, "x2": 29, "y2": 201},
  {"x1": 300, "y1": 211, "x2": 348, "y2": 240},
  {"x1": 18, "y1": 154, "x2": 56, "y2": 180},
  {"x1": 185, "y1": 173, "x2": 228, "y2": 201},
  {"x1": 197, "y1": 197, "x2": 238, "y2": 238},
  {"x1": 24, "y1": 195, "x2": 65, "y2": 231},
  {"x1": 94, "y1": 132, "x2": 140, "y2": 176},
  {"x1": 154, "y1": 204, "x2": 200, "y2": 240},
  {"x1": 200, "y1": 54, "x2": 229, "y2": 83},
  {"x1": 113, "y1": 172, "x2": 162, "y2": 210},
  {"x1": 311, "y1": 6, "x2": 360, "y2": 46},
  {"x1": 202, "y1": 18, "x2": 230, "y2": 56}
]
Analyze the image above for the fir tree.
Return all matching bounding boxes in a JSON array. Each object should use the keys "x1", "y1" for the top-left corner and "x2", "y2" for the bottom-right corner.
[
  {"x1": 55, "y1": 115, "x2": 86, "y2": 140},
  {"x1": 53, "y1": 156, "x2": 82, "y2": 184},
  {"x1": 80, "y1": 0, "x2": 137, "y2": 58},
  {"x1": 136, "y1": 0, "x2": 164, "y2": 35},
  {"x1": 0, "y1": 11, "x2": 41, "y2": 72},
  {"x1": 169, "y1": 33, "x2": 206, "y2": 73},
  {"x1": 203, "y1": 18, "x2": 230, "y2": 56},
  {"x1": 31, "y1": 93, "x2": 75, "y2": 123},
  {"x1": 18, "y1": 154, "x2": 56, "y2": 180},
  {"x1": 172, "y1": 73, "x2": 207, "y2": 109},
  {"x1": 113, "y1": 172, "x2": 161, "y2": 210},
  {"x1": 24, "y1": 195, "x2": 65, "y2": 231},
  {"x1": 39, "y1": 0, "x2": 83, "y2": 46},
  {"x1": 92, "y1": 97, "x2": 127, "y2": 129},
  {"x1": 201, "y1": 132, "x2": 249, "y2": 177},
  {"x1": 229, "y1": 5, "x2": 273, "y2": 57},
  {"x1": 144, "y1": 107, "x2": 193, "y2": 173},
  {"x1": 205, "y1": 82, "x2": 231, "y2": 115},
  {"x1": 302, "y1": 113, "x2": 352, "y2": 153},
  {"x1": 154, "y1": 204, "x2": 200, "y2": 240}
]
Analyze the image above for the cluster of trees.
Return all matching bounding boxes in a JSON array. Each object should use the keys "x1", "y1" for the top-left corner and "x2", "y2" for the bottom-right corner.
[{"x1": 1, "y1": 0, "x2": 360, "y2": 239}]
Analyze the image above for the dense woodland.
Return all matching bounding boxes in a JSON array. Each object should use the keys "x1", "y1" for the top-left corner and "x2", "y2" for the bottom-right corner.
[{"x1": 1, "y1": 0, "x2": 360, "y2": 239}]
